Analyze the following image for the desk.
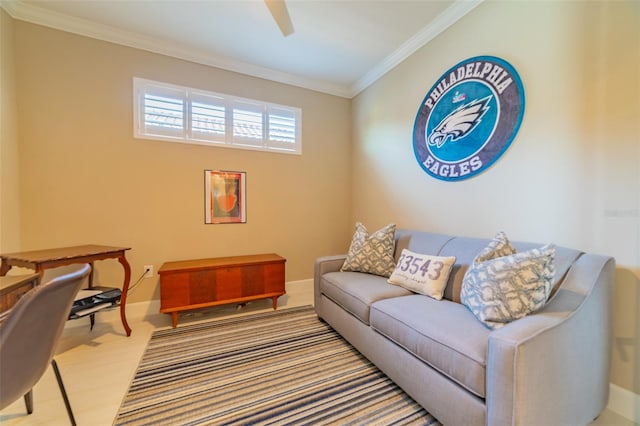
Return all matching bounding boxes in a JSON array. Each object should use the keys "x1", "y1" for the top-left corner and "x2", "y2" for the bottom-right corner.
[
  {"x1": 0, "y1": 273, "x2": 40, "y2": 313},
  {"x1": 0, "y1": 245, "x2": 132, "y2": 336}
]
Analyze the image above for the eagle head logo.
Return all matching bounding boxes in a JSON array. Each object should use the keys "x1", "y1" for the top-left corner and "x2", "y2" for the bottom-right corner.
[{"x1": 427, "y1": 95, "x2": 492, "y2": 148}]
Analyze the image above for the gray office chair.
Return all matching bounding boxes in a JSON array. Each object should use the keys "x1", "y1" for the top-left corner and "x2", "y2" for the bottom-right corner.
[{"x1": 0, "y1": 263, "x2": 91, "y2": 426}]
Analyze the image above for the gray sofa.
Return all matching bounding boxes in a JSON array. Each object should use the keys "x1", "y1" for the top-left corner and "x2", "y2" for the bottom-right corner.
[{"x1": 314, "y1": 229, "x2": 615, "y2": 426}]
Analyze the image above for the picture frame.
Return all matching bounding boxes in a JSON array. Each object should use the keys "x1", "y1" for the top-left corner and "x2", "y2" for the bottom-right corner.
[{"x1": 204, "y1": 170, "x2": 246, "y2": 224}]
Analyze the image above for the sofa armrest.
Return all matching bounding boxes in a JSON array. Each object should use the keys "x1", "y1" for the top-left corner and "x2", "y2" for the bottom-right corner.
[
  {"x1": 486, "y1": 254, "x2": 615, "y2": 426},
  {"x1": 313, "y1": 255, "x2": 346, "y2": 310}
]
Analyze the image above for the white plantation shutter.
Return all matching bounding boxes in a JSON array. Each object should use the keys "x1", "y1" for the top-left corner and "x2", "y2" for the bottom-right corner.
[
  {"x1": 134, "y1": 78, "x2": 301, "y2": 154},
  {"x1": 267, "y1": 106, "x2": 299, "y2": 152},
  {"x1": 233, "y1": 100, "x2": 264, "y2": 146},
  {"x1": 135, "y1": 81, "x2": 185, "y2": 139},
  {"x1": 190, "y1": 92, "x2": 226, "y2": 143}
]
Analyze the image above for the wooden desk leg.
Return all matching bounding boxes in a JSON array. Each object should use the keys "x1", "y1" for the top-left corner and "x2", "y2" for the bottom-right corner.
[
  {"x1": 35, "y1": 267, "x2": 45, "y2": 285},
  {"x1": 88, "y1": 262, "x2": 95, "y2": 288},
  {"x1": 117, "y1": 254, "x2": 132, "y2": 336},
  {"x1": 0, "y1": 261, "x2": 10, "y2": 276},
  {"x1": 271, "y1": 296, "x2": 278, "y2": 310}
]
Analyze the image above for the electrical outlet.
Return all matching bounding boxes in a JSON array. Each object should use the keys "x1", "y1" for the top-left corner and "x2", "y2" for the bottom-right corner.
[{"x1": 144, "y1": 265, "x2": 153, "y2": 278}]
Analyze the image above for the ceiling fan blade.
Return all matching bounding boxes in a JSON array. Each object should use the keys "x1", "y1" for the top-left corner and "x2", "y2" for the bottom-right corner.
[{"x1": 264, "y1": 0, "x2": 294, "y2": 37}]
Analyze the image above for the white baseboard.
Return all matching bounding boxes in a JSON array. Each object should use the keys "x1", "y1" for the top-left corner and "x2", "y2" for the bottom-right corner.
[
  {"x1": 65, "y1": 279, "x2": 314, "y2": 329},
  {"x1": 285, "y1": 278, "x2": 313, "y2": 286},
  {"x1": 608, "y1": 383, "x2": 640, "y2": 423}
]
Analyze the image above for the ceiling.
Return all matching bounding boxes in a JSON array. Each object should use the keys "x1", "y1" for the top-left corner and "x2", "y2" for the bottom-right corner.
[{"x1": 2, "y1": 0, "x2": 482, "y2": 98}]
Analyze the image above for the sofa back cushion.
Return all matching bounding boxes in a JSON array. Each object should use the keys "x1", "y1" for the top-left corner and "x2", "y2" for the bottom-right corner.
[
  {"x1": 394, "y1": 229, "x2": 583, "y2": 304},
  {"x1": 395, "y1": 230, "x2": 455, "y2": 256}
]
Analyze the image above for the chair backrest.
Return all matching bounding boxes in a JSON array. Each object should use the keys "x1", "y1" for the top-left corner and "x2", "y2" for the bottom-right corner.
[{"x1": 0, "y1": 264, "x2": 91, "y2": 410}]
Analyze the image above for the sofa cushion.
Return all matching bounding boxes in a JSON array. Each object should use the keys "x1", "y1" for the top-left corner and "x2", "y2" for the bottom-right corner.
[
  {"x1": 394, "y1": 230, "x2": 455, "y2": 258},
  {"x1": 341, "y1": 222, "x2": 397, "y2": 277},
  {"x1": 320, "y1": 271, "x2": 412, "y2": 324},
  {"x1": 370, "y1": 295, "x2": 490, "y2": 398},
  {"x1": 387, "y1": 249, "x2": 456, "y2": 300}
]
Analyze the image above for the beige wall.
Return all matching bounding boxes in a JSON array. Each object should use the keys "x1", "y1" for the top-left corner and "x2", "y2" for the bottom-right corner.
[
  {"x1": 4, "y1": 0, "x2": 639, "y2": 406},
  {"x1": 0, "y1": 9, "x2": 21, "y2": 252},
  {"x1": 352, "y1": 0, "x2": 639, "y2": 397},
  {"x1": 11, "y1": 20, "x2": 352, "y2": 303}
]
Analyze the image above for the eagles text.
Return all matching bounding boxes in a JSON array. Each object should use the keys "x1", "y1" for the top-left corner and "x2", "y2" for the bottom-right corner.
[{"x1": 423, "y1": 155, "x2": 483, "y2": 178}]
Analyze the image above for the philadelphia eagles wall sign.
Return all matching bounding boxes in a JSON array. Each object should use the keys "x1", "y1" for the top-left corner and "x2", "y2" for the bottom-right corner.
[{"x1": 413, "y1": 56, "x2": 525, "y2": 181}]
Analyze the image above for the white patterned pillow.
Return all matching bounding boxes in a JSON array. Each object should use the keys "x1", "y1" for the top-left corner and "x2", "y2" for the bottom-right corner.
[
  {"x1": 474, "y1": 231, "x2": 516, "y2": 262},
  {"x1": 461, "y1": 232, "x2": 556, "y2": 329},
  {"x1": 341, "y1": 223, "x2": 396, "y2": 277},
  {"x1": 387, "y1": 249, "x2": 456, "y2": 300}
]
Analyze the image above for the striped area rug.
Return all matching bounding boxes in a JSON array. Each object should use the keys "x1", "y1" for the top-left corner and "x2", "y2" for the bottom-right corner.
[{"x1": 114, "y1": 306, "x2": 440, "y2": 426}]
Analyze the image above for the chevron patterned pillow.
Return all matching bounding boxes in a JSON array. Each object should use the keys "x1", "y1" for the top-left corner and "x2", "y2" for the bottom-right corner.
[
  {"x1": 461, "y1": 232, "x2": 556, "y2": 329},
  {"x1": 341, "y1": 222, "x2": 396, "y2": 277}
]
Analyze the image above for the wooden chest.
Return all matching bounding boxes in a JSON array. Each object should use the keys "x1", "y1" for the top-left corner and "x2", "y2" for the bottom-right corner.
[{"x1": 158, "y1": 253, "x2": 286, "y2": 327}]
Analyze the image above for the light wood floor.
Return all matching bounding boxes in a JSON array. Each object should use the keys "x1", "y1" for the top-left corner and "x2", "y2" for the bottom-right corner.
[{"x1": 0, "y1": 281, "x2": 634, "y2": 426}]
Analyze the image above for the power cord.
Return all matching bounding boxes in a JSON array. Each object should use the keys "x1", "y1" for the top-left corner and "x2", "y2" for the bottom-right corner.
[{"x1": 127, "y1": 267, "x2": 150, "y2": 294}]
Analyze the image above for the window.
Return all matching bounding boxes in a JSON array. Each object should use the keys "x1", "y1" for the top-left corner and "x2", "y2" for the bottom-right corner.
[{"x1": 133, "y1": 78, "x2": 301, "y2": 154}]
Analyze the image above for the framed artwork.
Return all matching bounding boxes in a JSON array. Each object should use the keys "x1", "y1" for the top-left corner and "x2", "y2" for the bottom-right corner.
[{"x1": 205, "y1": 170, "x2": 246, "y2": 224}]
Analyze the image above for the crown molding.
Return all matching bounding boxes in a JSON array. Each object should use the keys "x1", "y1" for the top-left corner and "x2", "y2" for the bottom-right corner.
[
  {"x1": 0, "y1": 0, "x2": 352, "y2": 98},
  {"x1": 350, "y1": 0, "x2": 484, "y2": 97},
  {"x1": 1, "y1": 0, "x2": 482, "y2": 99}
]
